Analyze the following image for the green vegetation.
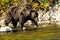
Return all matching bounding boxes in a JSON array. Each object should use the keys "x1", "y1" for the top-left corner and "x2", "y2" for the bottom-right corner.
[
  {"x1": 0, "y1": 0, "x2": 49, "y2": 13},
  {"x1": 0, "y1": 0, "x2": 59, "y2": 13},
  {"x1": 0, "y1": 0, "x2": 19, "y2": 13}
]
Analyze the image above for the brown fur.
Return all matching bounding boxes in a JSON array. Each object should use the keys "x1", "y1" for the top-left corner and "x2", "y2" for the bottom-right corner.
[{"x1": 4, "y1": 5, "x2": 38, "y2": 30}]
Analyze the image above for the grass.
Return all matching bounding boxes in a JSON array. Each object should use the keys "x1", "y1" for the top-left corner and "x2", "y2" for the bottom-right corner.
[{"x1": 0, "y1": 24, "x2": 60, "y2": 40}]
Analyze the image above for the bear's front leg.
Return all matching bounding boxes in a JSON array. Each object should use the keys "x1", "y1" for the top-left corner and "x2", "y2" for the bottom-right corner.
[{"x1": 19, "y1": 15, "x2": 26, "y2": 31}]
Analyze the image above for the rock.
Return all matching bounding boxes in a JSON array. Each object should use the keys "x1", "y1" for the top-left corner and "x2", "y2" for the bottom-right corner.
[
  {"x1": 0, "y1": 26, "x2": 12, "y2": 32},
  {"x1": 23, "y1": 27, "x2": 26, "y2": 31},
  {"x1": 27, "y1": 20, "x2": 32, "y2": 25},
  {"x1": 38, "y1": 3, "x2": 60, "y2": 25}
]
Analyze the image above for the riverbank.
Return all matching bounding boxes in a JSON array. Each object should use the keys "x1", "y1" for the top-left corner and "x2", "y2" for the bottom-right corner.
[{"x1": 0, "y1": 24, "x2": 60, "y2": 40}]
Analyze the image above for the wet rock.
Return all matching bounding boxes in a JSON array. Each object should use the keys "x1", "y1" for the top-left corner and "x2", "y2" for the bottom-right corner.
[{"x1": 0, "y1": 26, "x2": 12, "y2": 32}]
